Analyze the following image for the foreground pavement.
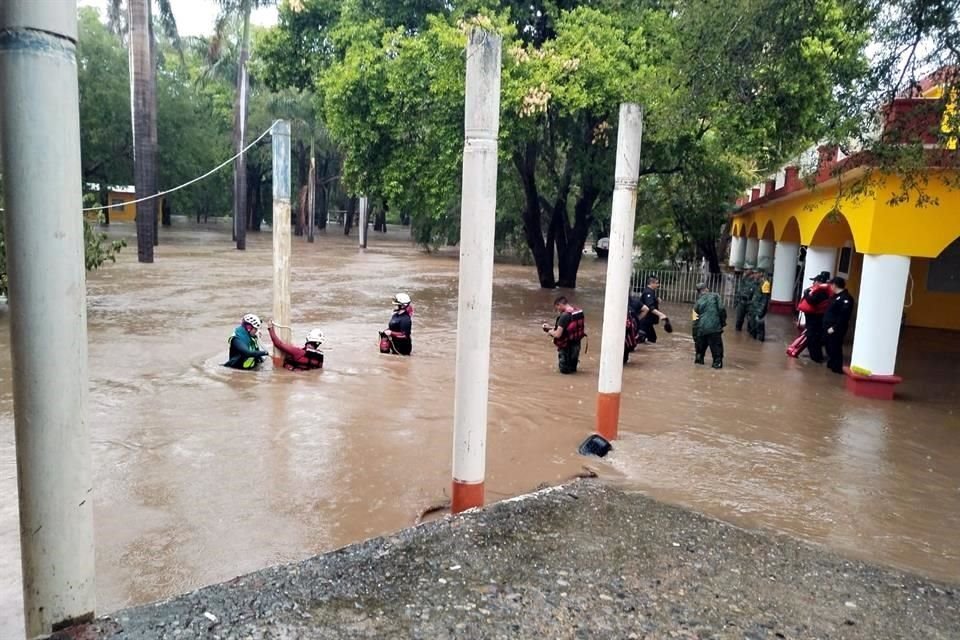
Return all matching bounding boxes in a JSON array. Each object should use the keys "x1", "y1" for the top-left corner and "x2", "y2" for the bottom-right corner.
[{"x1": 59, "y1": 482, "x2": 958, "y2": 639}]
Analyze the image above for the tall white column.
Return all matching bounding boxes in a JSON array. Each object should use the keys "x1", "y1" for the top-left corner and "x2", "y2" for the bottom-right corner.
[
  {"x1": 771, "y1": 241, "x2": 800, "y2": 303},
  {"x1": 803, "y1": 245, "x2": 837, "y2": 284},
  {"x1": 757, "y1": 239, "x2": 775, "y2": 271},
  {"x1": 733, "y1": 235, "x2": 747, "y2": 269},
  {"x1": 745, "y1": 237, "x2": 760, "y2": 268},
  {"x1": 358, "y1": 196, "x2": 368, "y2": 249},
  {"x1": 850, "y1": 255, "x2": 910, "y2": 376},
  {"x1": 272, "y1": 121, "x2": 292, "y2": 358},
  {"x1": 0, "y1": 3, "x2": 97, "y2": 635},
  {"x1": 451, "y1": 29, "x2": 501, "y2": 514},
  {"x1": 596, "y1": 103, "x2": 643, "y2": 442},
  {"x1": 728, "y1": 235, "x2": 744, "y2": 268}
]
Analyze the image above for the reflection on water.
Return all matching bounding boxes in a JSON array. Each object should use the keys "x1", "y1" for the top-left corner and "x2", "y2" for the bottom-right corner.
[{"x1": 1, "y1": 223, "x2": 958, "y2": 637}]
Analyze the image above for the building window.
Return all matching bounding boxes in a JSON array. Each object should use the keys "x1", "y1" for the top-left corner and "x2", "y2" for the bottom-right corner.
[
  {"x1": 837, "y1": 245, "x2": 853, "y2": 278},
  {"x1": 928, "y1": 238, "x2": 960, "y2": 293}
]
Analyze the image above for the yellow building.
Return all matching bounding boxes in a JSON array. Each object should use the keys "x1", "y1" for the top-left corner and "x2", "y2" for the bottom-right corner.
[
  {"x1": 728, "y1": 72, "x2": 959, "y2": 400},
  {"x1": 84, "y1": 186, "x2": 164, "y2": 224}
]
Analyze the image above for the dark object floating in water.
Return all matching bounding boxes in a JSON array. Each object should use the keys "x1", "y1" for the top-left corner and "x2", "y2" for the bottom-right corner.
[{"x1": 578, "y1": 434, "x2": 612, "y2": 458}]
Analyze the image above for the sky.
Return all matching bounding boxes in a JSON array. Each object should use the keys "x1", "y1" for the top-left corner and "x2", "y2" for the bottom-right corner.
[{"x1": 77, "y1": 0, "x2": 279, "y2": 37}]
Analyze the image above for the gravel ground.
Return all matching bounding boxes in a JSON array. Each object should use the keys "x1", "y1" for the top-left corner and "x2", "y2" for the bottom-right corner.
[{"x1": 57, "y1": 481, "x2": 959, "y2": 639}]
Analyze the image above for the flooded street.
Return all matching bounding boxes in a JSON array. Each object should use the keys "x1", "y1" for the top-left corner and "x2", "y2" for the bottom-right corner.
[{"x1": 1, "y1": 222, "x2": 959, "y2": 637}]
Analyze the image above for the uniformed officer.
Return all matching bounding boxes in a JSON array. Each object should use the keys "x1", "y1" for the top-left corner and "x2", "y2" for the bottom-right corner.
[
  {"x1": 824, "y1": 276, "x2": 855, "y2": 374},
  {"x1": 634, "y1": 276, "x2": 671, "y2": 343},
  {"x1": 734, "y1": 269, "x2": 757, "y2": 332},
  {"x1": 748, "y1": 271, "x2": 772, "y2": 342},
  {"x1": 692, "y1": 282, "x2": 727, "y2": 369}
]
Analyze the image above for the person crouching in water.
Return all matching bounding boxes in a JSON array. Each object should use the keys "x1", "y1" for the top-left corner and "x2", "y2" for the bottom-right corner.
[
  {"x1": 224, "y1": 313, "x2": 270, "y2": 370},
  {"x1": 543, "y1": 296, "x2": 586, "y2": 374},
  {"x1": 692, "y1": 283, "x2": 726, "y2": 369},
  {"x1": 380, "y1": 293, "x2": 413, "y2": 355},
  {"x1": 267, "y1": 320, "x2": 325, "y2": 370}
]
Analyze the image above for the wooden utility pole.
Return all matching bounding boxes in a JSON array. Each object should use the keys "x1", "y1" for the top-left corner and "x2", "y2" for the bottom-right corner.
[{"x1": 272, "y1": 120, "x2": 292, "y2": 361}]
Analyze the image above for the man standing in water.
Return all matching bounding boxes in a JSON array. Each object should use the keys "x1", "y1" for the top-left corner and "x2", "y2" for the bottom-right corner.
[
  {"x1": 692, "y1": 282, "x2": 726, "y2": 368},
  {"x1": 748, "y1": 271, "x2": 772, "y2": 342},
  {"x1": 735, "y1": 269, "x2": 757, "y2": 332},
  {"x1": 224, "y1": 314, "x2": 270, "y2": 370},
  {"x1": 824, "y1": 277, "x2": 855, "y2": 374},
  {"x1": 634, "y1": 276, "x2": 671, "y2": 343},
  {"x1": 543, "y1": 296, "x2": 586, "y2": 374},
  {"x1": 380, "y1": 293, "x2": 414, "y2": 356}
]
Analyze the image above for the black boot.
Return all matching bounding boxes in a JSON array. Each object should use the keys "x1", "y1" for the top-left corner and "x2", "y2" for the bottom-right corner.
[
  {"x1": 694, "y1": 354, "x2": 705, "y2": 365},
  {"x1": 712, "y1": 358, "x2": 723, "y2": 369}
]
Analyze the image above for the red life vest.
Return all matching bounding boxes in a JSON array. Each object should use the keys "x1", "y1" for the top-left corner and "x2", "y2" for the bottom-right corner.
[
  {"x1": 284, "y1": 348, "x2": 324, "y2": 371},
  {"x1": 625, "y1": 314, "x2": 640, "y2": 349},
  {"x1": 554, "y1": 306, "x2": 586, "y2": 348},
  {"x1": 798, "y1": 283, "x2": 831, "y2": 314}
]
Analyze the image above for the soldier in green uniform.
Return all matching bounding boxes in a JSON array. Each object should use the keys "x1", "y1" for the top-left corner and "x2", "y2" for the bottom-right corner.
[
  {"x1": 692, "y1": 282, "x2": 727, "y2": 369},
  {"x1": 748, "y1": 271, "x2": 772, "y2": 342},
  {"x1": 734, "y1": 269, "x2": 757, "y2": 332}
]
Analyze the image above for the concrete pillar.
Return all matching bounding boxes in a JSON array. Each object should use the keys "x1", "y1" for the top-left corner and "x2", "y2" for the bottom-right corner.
[
  {"x1": 272, "y1": 120, "x2": 292, "y2": 361},
  {"x1": 732, "y1": 235, "x2": 747, "y2": 269},
  {"x1": 757, "y1": 238, "x2": 775, "y2": 271},
  {"x1": 596, "y1": 103, "x2": 643, "y2": 442},
  {"x1": 803, "y1": 245, "x2": 837, "y2": 284},
  {"x1": 358, "y1": 196, "x2": 368, "y2": 249},
  {"x1": 770, "y1": 241, "x2": 800, "y2": 314},
  {"x1": 0, "y1": 3, "x2": 97, "y2": 634},
  {"x1": 745, "y1": 237, "x2": 759, "y2": 268},
  {"x1": 846, "y1": 254, "x2": 910, "y2": 399},
  {"x1": 451, "y1": 29, "x2": 501, "y2": 514}
]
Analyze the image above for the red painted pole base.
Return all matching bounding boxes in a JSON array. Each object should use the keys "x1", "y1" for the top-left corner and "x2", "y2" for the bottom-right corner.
[
  {"x1": 596, "y1": 391, "x2": 621, "y2": 441},
  {"x1": 768, "y1": 300, "x2": 795, "y2": 315},
  {"x1": 451, "y1": 480, "x2": 484, "y2": 514},
  {"x1": 843, "y1": 366, "x2": 902, "y2": 400}
]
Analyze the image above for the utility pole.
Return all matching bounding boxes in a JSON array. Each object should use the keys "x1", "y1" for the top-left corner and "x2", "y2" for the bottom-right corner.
[
  {"x1": 358, "y1": 196, "x2": 368, "y2": 249},
  {"x1": 272, "y1": 120, "x2": 292, "y2": 362},
  {"x1": 596, "y1": 104, "x2": 643, "y2": 442},
  {"x1": 451, "y1": 29, "x2": 502, "y2": 514},
  {"x1": 307, "y1": 143, "x2": 316, "y2": 243},
  {"x1": 0, "y1": 2, "x2": 97, "y2": 636}
]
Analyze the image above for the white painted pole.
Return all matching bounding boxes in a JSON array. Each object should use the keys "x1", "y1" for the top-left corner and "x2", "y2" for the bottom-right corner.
[
  {"x1": 596, "y1": 103, "x2": 643, "y2": 442},
  {"x1": 272, "y1": 120, "x2": 292, "y2": 361},
  {"x1": 771, "y1": 241, "x2": 800, "y2": 303},
  {"x1": 728, "y1": 235, "x2": 744, "y2": 268},
  {"x1": 0, "y1": 3, "x2": 97, "y2": 635},
  {"x1": 802, "y1": 245, "x2": 837, "y2": 284},
  {"x1": 757, "y1": 239, "x2": 775, "y2": 271},
  {"x1": 850, "y1": 254, "x2": 910, "y2": 376},
  {"x1": 358, "y1": 195, "x2": 368, "y2": 249},
  {"x1": 733, "y1": 235, "x2": 748, "y2": 270},
  {"x1": 745, "y1": 237, "x2": 760, "y2": 268},
  {"x1": 451, "y1": 28, "x2": 501, "y2": 514}
]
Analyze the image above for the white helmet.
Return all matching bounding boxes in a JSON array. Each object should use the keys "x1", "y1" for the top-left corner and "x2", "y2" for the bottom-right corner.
[
  {"x1": 242, "y1": 313, "x2": 262, "y2": 329},
  {"x1": 393, "y1": 292, "x2": 411, "y2": 307},
  {"x1": 305, "y1": 328, "x2": 325, "y2": 345}
]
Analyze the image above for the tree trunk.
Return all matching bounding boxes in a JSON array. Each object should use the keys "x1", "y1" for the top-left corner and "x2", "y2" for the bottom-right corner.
[
  {"x1": 232, "y1": 1, "x2": 252, "y2": 250},
  {"x1": 150, "y1": 15, "x2": 159, "y2": 246},
  {"x1": 99, "y1": 183, "x2": 110, "y2": 226},
  {"x1": 245, "y1": 166, "x2": 259, "y2": 231},
  {"x1": 699, "y1": 240, "x2": 722, "y2": 274},
  {"x1": 344, "y1": 196, "x2": 357, "y2": 235},
  {"x1": 315, "y1": 152, "x2": 328, "y2": 231},
  {"x1": 162, "y1": 199, "x2": 172, "y2": 226},
  {"x1": 250, "y1": 173, "x2": 264, "y2": 231},
  {"x1": 514, "y1": 144, "x2": 556, "y2": 288},
  {"x1": 294, "y1": 140, "x2": 308, "y2": 236},
  {"x1": 128, "y1": 0, "x2": 156, "y2": 263},
  {"x1": 555, "y1": 188, "x2": 599, "y2": 289},
  {"x1": 296, "y1": 184, "x2": 308, "y2": 237}
]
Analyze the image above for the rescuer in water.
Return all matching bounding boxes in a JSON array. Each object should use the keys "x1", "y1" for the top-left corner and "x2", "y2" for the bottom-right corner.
[
  {"x1": 692, "y1": 282, "x2": 727, "y2": 369},
  {"x1": 380, "y1": 292, "x2": 414, "y2": 356},
  {"x1": 824, "y1": 276, "x2": 855, "y2": 374},
  {"x1": 798, "y1": 271, "x2": 832, "y2": 363},
  {"x1": 267, "y1": 320, "x2": 325, "y2": 370},
  {"x1": 634, "y1": 275, "x2": 672, "y2": 343},
  {"x1": 735, "y1": 269, "x2": 758, "y2": 332},
  {"x1": 748, "y1": 271, "x2": 772, "y2": 342},
  {"x1": 543, "y1": 296, "x2": 586, "y2": 374},
  {"x1": 224, "y1": 313, "x2": 270, "y2": 370}
]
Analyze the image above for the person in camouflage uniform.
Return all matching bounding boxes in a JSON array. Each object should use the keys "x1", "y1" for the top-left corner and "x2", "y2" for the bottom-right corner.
[
  {"x1": 692, "y1": 282, "x2": 727, "y2": 369},
  {"x1": 748, "y1": 271, "x2": 772, "y2": 342},
  {"x1": 734, "y1": 269, "x2": 757, "y2": 332}
]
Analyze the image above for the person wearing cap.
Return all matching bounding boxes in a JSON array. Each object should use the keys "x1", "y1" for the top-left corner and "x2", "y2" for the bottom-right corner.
[
  {"x1": 267, "y1": 321, "x2": 325, "y2": 371},
  {"x1": 634, "y1": 276, "x2": 671, "y2": 343},
  {"x1": 734, "y1": 269, "x2": 758, "y2": 332},
  {"x1": 824, "y1": 276, "x2": 855, "y2": 374},
  {"x1": 748, "y1": 271, "x2": 772, "y2": 342},
  {"x1": 692, "y1": 282, "x2": 727, "y2": 368},
  {"x1": 797, "y1": 271, "x2": 833, "y2": 363},
  {"x1": 224, "y1": 313, "x2": 270, "y2": 370},
  {"x1": 380, "y1": 293, "x2": 414, "y2": 355}
]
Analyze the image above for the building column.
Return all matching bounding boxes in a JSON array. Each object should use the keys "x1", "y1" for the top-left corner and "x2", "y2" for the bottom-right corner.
[
  {"x1": 769, "y1": 241, "x2": 800, "y2": 314},
  {"x1": 730, "y1": 235, "x2": 747, "y2": 269},
  {"x1": 745, "y1": 237, "x2": 760, "y2": 268},
  {"x1": 757, "y1": 238, "x2": 775, "y2": 271},
  {"x1": 845, "y1": 254, "x2": 910, "y2": 400},
  {"x1": 802, "y1": 245, "x2": 837, "y2": 284}
]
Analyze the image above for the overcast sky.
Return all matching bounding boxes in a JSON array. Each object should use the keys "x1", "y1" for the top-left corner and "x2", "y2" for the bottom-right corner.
[{"x1": 78, "y1": 0, "x2": 278, "y2": 37}]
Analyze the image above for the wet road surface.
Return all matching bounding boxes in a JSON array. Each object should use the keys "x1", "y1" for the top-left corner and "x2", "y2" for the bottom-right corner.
[{"x1": 1, "y1": 222, "x2": 958, "y2": 637}]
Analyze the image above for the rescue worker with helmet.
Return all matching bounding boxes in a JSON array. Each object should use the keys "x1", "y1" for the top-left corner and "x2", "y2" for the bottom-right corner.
[
  {"x1": 798, "y1": 271, "x2": 832, "y2": 363},
  {"x1": 267, "y1": 321, "x2": 325, "y2": 371},
  {"x1": 380, "y1": 293, "x2": 414, "y2": 356},
  {"x1": 734, "y1": 269, "x2": 757, "y2": 332},
  {"x1": 224, "y1": 314, "x2": 270, "y2": 370},
  {"x1": 692, "y1": 282, "x2": 726, "y2": 369},
  {"x1": 543, "y1": 296, "x2": 586, "y2": 374},
  {"x1": 748, "y1": 271, "x2": 772, "y2": 342}
]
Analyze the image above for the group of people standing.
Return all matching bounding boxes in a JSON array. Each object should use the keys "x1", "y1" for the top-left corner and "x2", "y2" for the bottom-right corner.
[
  {"x1": 224, "y1": 292, "x2": 415, "y2": 371},
  {"x1": 734, "y1": 269, "x2": 772, "y2": 342},
  {"x1": 797, "y1": 272, "x2": 855, "y2": 373}
]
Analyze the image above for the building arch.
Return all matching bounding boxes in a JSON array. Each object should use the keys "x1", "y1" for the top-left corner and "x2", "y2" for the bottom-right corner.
[
  {"x1": 780, "y1": 217, "x2": 802, "y2": 243},
  {"x1": 810, "y1": 212, "x2": 857, "y2": 249}
]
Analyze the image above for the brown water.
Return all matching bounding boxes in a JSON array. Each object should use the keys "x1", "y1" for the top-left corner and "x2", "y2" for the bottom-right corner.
[{"x1": 1, "y1": 223, "x2": 959, "y2": 637}]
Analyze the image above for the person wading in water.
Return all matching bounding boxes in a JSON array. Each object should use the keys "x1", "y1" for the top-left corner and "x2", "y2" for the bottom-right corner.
[
  {"x1": 380, "y1": 293, "x2": 414, "y2": 356},
  {"x1": 224, "y1": 314, "x2": 270, "y2": 370},
  {"x1": 543, "y1": 296, "x2": 586, "y2": 374},
  {"x1": 267, "y1": 321, "x2": 325, "y2": 370}
]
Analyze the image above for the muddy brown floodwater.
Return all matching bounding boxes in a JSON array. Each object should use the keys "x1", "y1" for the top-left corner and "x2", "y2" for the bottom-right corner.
[{"x1": 1, "y1": 222, "x2": 959, "y2": 637}]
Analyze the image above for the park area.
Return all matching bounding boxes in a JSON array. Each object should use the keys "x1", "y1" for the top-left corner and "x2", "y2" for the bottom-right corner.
[{"x1": 1, "y1": 223, "x2": 958, "y2": 637}]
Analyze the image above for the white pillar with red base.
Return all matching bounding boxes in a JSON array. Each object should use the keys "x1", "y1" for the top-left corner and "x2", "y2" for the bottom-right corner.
[
  {"x1": 770, "y1": 241, "x2": 799, "y2": 314},
  {"x1": 728, "y1": 235, "x2": 744, "y2": 269},
  {"x1": 803, "y1": 245, "x2": 837, "y2": 283},
  {"x1": 757, "y1": 239, "x2": 775, "y2": 271},
  {"x1": 845, "y1": 254, "x2": 910, "y2": 400},
  {"x1": 745, "y1": 237, "x2": 759, "y2": 268}
]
